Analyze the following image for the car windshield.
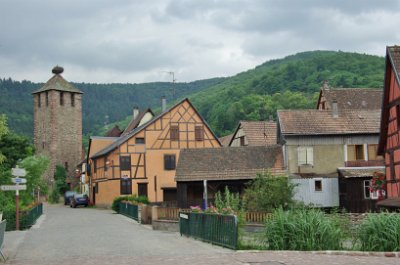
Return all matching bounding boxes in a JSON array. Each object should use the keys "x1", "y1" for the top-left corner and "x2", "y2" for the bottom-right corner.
[
  {"x1": 75, "y1": 194, "x2": 86, "y2": 199},
  {"x1": 66, "y1": 191, "x2": 76, "y2": 196}
]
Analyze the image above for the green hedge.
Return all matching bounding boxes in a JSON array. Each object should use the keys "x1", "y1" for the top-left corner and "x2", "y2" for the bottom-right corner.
[{"x1": 111, "y1": 195, "x2": 149, "y2": 212}]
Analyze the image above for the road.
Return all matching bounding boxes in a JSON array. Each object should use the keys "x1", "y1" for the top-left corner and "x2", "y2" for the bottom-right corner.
[{"x1": 4, "y1": 204, "x2": 399, "y2": 265}]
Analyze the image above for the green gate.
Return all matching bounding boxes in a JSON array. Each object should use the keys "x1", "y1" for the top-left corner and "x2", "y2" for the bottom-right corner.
[
  {"x1": 179, "y1": 212, "x2": 238, "y2": 249},
  {"x1": 118, "y1": 202, "x2": 138, "y2": 221}
]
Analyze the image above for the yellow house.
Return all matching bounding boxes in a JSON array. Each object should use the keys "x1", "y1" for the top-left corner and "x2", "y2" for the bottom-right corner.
[{"x1": 88, "y1": 98, "x2": 221, "y2": 207}]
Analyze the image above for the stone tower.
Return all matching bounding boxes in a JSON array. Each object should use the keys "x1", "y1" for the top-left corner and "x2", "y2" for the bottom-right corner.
[{"x1": 32, "y1": 66, "x2": 83, "y2": 185}]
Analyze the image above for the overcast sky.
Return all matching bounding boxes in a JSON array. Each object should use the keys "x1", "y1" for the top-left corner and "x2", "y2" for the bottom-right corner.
[{"x1": 1, "y1": 0, "x2": 400, "y2": 83}]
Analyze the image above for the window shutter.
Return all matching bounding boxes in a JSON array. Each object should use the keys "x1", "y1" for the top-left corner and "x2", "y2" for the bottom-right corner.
[
  {"x1": 307, "y1": 147, "x2": 314, "y2": 165},
  {"x1": 298, "y1": 147, "x2": 306, "y2": 165},
  {"x1": 195, "y1": 126, "x2": 204, "y2": 141},
  {"x1": 170, "y1": 125, "x2": 179, "y2": 141}
]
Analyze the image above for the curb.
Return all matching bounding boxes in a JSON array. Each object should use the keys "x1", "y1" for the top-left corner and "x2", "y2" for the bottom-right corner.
[{"x1": 236, "y1": 250, "x2": 400, "y2": 258}]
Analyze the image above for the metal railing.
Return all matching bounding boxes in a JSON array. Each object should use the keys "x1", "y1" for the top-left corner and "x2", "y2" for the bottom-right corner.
[
  {"x1": 245, "y1": 212, "x2": 272, "y2": 223},
  {"x1": 0, "y1": 220, "x2": 6, "y2": 261},
  {"x1": 3, "y1": 203, "x2": 43, "y2": 231},
  {"x1": 179, "y1": 212, "x2": 238, "y2": 249},
  {"x1": 118, "y1": 202, "x2": 138, "y2": 221}
]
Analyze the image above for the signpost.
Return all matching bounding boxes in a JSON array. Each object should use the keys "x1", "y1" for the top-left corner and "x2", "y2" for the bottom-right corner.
[
  {"x1": 0, "y1": 167, "x2": 27, "y2": 230},
  {"x1": 11, "y1": 178, "x2": 27, "y2": 184}
]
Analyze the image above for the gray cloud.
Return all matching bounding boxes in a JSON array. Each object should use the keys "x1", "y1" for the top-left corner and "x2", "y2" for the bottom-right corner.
[{"x1": 0, "y1": 0, "x2": 399, "y2": 83}]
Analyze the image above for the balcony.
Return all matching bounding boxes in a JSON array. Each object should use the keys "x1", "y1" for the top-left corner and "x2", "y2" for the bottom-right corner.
[{"x1": 344, "y1": 160, "x2": 384, "y2": 167}]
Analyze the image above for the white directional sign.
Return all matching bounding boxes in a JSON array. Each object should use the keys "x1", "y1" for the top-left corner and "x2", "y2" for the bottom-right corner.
[
  {"x1": 1, "y1": 185, "x2": 27, "y2": 191},
  {"x1": 12, "y1": 168, "x2": 27, "y2": 177},
  {"x1": 12, "y1": 178, "x2": 27, "y2": 184}
]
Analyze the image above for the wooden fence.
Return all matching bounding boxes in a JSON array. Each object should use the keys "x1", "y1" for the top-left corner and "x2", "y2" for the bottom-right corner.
[{"x1": 156, "y1": 207, "x2": 271, "y2": 223}]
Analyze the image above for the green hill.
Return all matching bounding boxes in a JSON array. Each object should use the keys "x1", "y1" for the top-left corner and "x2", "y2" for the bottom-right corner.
[
  {"x1": 188, "y1": 50, "x2": 385, "y2": 136},
  {"x1": 0, "y1": 77, "x2": 225, "y2": 137},
  {"x1": 1, "y1": 50, "x2": 385, "y2": 140}
]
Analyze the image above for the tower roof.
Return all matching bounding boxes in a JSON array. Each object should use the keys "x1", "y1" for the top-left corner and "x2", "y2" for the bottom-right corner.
[{"x1": 32, "y1": 66, "x2": 83, "y2": 94}]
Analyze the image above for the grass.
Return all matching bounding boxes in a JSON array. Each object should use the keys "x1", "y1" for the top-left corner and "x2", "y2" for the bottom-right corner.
[
  {"x1": 262, "y1": 208, "x2": 345, "y2": 251},
  {"x1": 357, "y1": 212, "x2": 400, "y2": 252}
]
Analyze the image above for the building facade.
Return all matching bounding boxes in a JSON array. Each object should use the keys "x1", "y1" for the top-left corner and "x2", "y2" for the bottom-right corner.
[
  {"x1": 88, "y1": 98, "x2": 220, "y2": 207},
  {"x1": 32, "y1": 66, "x2": 83, "y2": 185},
  {"x1": 378, "y1": 46, "x2": 400, "y2": 208}
]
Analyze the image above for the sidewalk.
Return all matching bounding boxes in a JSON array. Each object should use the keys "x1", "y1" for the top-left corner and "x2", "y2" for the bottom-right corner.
[{"x1": 2, "y1": 230, "x2": 26, "y2": 262}]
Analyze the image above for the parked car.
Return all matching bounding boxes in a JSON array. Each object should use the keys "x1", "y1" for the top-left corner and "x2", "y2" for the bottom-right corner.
[
  {"x1": 70, "y1": 194, "x2": 89, "y2": 208},
  {"x1": 64, "y1": 191, "x2": 77, "y2": 205}
]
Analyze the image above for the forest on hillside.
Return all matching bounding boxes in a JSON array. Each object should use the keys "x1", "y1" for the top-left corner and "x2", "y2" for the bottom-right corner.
[
  {"x1": 0, "y1": 77, "x2": 224, "y2": 137},
  {"x1": 189, "y1": 51, "x2": 385, "y2": 136},
  {"x1": 0, "y1": 50, "x2": 385, "y2": 140}
]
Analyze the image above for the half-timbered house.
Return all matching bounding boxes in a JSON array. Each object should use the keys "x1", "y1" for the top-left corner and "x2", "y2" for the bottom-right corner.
[
  {"x1": 378, "y1": 46, "x2": 400, "y2": 209},
  {"x1": 87, "y1": 98, "x2": 220, "y2": 206}
]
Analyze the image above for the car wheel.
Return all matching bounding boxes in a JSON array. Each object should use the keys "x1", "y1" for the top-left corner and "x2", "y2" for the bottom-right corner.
[
  {"x1": 84, "y1": 204, "x2": 88, "y2": 207},
  {"x1": 73, "y1": 204, "x2": 77, "y2": 208}
]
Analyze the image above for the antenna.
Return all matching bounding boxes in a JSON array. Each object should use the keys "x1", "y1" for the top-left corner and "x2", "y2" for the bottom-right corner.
[{"x1": 163, "y1": 71, "x2": 177, "y2": 100}]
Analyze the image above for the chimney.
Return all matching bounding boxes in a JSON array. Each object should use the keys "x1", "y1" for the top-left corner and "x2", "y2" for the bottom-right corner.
[
  {"x1": 133, "y1": 106, "x2": 139, "y2": 120},
  {"x1": 332, "y1": 99, "x2": 339, "y2": 118},
  {"x1": 161, "y1": 96, "x2": 167, "y2": 112},
  {"x1": 322, "y1": 80, "x2": 330, "y2": 90}
]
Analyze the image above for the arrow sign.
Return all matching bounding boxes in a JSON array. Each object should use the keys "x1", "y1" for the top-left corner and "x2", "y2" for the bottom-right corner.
[
  {"x1": 1, "y1": 185, "x2": 27, "y2": 191},
  {"x1": 12, "y1": 168, "x2": 27, "y2": 177},
  {"x1": 12, "y1": 178, "x2": 27, "y2": 184}
]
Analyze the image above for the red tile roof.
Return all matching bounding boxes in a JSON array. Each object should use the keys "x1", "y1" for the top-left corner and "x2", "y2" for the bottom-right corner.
[{"x1": 278, "y1": 109, "x2": 381, "y2": 135}]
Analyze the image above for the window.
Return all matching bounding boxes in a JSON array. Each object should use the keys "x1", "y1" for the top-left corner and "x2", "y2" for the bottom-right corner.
[
  {"x1": 94, "y1": 160, "x2": 97, "y2": 173},
  {"x1": 314, "y1": 180, "x2": 322, "y2": 192},
  {"x1": 120, "y1": 178, "x2": 132, "y2": 195},
  {"x1": 71, "y1": 93, "x2": 75, "y2": 107},
  {"x1": 95, "y1": 183, "x2": 99, "y2": 194},
  {"x1": 138, "y1": 183, "x2": 148, "y2": 197},
  {"x1": 347, "y1": 145, "x2": 365, "y2": 160},
  {"x1": 355, "y1": 145, "x2": 364, "y2": 160},
  {"x1": 46, "y1": 91, "x2": 49, "y2": 106},
  {"x1": 120, "y1": 156, "x2": 131, "y2": 171},
  {"x1": 390, "y1": 151, "x2": 395, "y2": 180},
  {"x1": 38, "y1": 94, "x2": 41, "y2": 108},
  {"x1": 195, "y1": 126, "x2": 204, "y2": 141},
  {"x1": 60, "y1": 92, "x2": 64, "y2": 106},
  {"x1": 104, "y1": 157, "x2": 108, "y2": 171},
  {"x1": 364, "y1": 180, "x2": 378, "y2": 199},
  {"x1": 164, "y1": 154, "x2": 176, "y2": 170},
  {"x1": 135, "y1": 138, "x2": 145, "y2": 144},
  {"x1": 297, "y1": 146, "x2": 313, "y2": 166},
  {"x1": 170, "y1": 125, "x2": 179, "y2": 141},
  {"x1": 240, "y1": 136, "x2": 246, "y2": 146},
  {"x1": 397, "y1": 105, "x2": 400, "y2": 130}
]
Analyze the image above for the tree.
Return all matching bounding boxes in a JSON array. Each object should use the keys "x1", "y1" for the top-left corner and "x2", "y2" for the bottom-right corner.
[
  {"x1": 54, "y1": 165, "x2": 68, "y2": 195},
  {"x1": 244, "y1": 172, "x2": 296, "y2": 212},
  {"x1": 0, "y1": 114, "x2": 9, "y2": 164}
]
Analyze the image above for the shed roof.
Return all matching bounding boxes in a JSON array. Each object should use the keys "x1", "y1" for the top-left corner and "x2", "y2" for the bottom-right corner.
[
  {"x1": 278, "y1": 109, "x2": 380, "y2": 136},
  {"x1": 32, "y1": 74, "x2": 82, "y2": 94},
  {"x1": 337, "y1": 166, "x2": 385, "y2": 178},
  {"x1": 175, "y1": 145, "x2": 284, "y2": 182}
]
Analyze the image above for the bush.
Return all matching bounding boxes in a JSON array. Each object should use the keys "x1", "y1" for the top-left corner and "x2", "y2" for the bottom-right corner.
[
  {"x1": 357, "y1": 213, "x2": 400, "y2": 251},
  {"x1": 263, "y1": 208, "x2": 344, "y2": 250},
  {"x1": 244, "y1": 172, "x2": 296, "y2": 212},
  {"x1": 48, "y1": 189, "x2": 60, "y2": 204},
  {"x1": 111, "y1": 195, "x2": 149, "y2": 212}
]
